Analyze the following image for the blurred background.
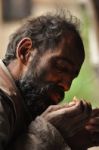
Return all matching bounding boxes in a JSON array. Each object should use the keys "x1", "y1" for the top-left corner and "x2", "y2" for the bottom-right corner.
[{"x1": 0, "y1": 0, "x2": 99, "y2": 149}]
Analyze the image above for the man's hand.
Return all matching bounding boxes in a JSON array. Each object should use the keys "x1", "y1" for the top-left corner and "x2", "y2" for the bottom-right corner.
[
  {"x1": 41, "y1": 98, "x2": 92, "y2": 138},
  {"x1": 85, "y1": 108, "x2": 99, "y2": 147},
  {"x1": 66, "y1": 108, "x2": 99, "y2": 150},
  {"x1": 66, "y1": 128, "x2": 93, "y2": 150}
]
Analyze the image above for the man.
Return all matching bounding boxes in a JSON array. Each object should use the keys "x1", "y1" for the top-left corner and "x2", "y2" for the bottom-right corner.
[{"x1": 0, "y1": 12, "x2": 97, "y2": 150}]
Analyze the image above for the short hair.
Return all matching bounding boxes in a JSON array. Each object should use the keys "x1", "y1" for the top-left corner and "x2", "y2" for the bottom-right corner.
[{"x1": 3, "y1": 11, "x2": 84, "y2": 65}]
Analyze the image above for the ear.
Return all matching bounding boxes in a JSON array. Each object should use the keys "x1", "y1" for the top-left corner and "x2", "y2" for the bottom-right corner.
[{"x1": 16, "y1": 37, "x2": 32, "y2": 64}]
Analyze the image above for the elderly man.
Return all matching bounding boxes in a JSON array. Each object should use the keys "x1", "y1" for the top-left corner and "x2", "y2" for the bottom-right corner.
[{"x1": 0, "y1": 12, "x2": 98, "y2": 150}]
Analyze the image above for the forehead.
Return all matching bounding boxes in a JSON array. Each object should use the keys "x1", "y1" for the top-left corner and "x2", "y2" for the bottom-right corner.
[
  {"x1": 47, "y1": 36, "x2": 84, "y2": 66},
  {"x1": 39, "y1": 49, "x2": 82, "y2": 73},
  {"x1": 61, "y1": 33, "x2": 84, "y2": 62},
  {"x1": 37, "y1": 33, "x2": 84, "y2": 70}
]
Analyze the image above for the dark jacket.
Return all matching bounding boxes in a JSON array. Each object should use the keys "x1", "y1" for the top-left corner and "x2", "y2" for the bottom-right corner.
[{"x1": 0, "y1": 60, "x2": 71, "y2": 150}]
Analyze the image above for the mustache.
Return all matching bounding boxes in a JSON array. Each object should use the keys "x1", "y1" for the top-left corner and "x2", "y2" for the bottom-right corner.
[
  {"x1": 22, "y1": 81, "x2": 64, "y2": 96},
  {"x1": 19, "y1": 78, "x2": 60, "y2": 94}
]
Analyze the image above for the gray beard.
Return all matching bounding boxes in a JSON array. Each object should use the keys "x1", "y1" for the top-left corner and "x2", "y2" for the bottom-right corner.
[{"x1": 16, "y1": 79, "x2": 55, "y2": 120}]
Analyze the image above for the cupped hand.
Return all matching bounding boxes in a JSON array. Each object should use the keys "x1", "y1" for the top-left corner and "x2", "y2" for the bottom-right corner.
[{"x1": 41, "y1": 98, "x2": 92, "y2": 138}]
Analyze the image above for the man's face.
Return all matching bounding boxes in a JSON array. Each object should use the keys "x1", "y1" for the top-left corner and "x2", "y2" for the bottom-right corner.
[{"x1": 18, "y1": 36, "x2": 84, "y2": 118}]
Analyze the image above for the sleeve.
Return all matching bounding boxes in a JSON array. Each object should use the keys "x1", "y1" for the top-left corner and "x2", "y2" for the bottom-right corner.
[
  {"x1": 12, "y1": 116, "x2": 71, "y2": 150},
  {"x1": 0, "y1": 94, "x2": 13, "y2": 150}
]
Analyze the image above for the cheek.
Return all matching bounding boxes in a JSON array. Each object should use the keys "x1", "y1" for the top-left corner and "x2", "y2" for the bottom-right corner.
[{"x1": 44, "y1": 71, "x2": 61, "y2": 82}]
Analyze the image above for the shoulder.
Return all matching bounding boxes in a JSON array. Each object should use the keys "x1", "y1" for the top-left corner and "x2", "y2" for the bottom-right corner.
[
  {"x1": 0, "y1": 89, "x2": 16, "y2": 147},
  {"x1": 0, "y1": 89, "x2": 16, "y2": 129}
]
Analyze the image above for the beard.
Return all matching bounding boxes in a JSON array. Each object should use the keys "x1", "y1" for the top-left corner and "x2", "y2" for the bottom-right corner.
[{"x1": 16, "y1": 73, "x2": 64, "y2": 120}]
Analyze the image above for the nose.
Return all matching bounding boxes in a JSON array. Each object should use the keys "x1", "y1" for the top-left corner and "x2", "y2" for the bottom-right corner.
[{"x1": 58, "y1": 80, "x2": 72, "y2": 91}]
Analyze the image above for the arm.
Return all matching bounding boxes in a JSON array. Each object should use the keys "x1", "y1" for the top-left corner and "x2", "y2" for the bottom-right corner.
[
  {"x1": 10, "y1": 99, "x2": 92, "y2": 150},
  {"x1": 12, "y1": 116, "x2": 70, "y2": 150},
  {"x1": 0, "y1": 92, "x2": 14, "y2": 150}
]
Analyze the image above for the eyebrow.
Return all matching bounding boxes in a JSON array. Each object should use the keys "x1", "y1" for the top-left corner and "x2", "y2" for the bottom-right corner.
[{"x1": 53, "y1": 56, "x2": 74, "y2": 66}]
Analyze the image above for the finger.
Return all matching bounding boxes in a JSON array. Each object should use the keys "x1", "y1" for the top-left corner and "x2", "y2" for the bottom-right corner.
[
  {"x1": 85, "y1": 124, "x2": 99, "y2": 132},
  {"x1": 52, "y1": 100, "x2": 88, "y2": 118},
  {"x1": 88, "y1": 117, "x2": 99, "y2": 125},
  {"x1": 47, "y1": 102, "x2": 78, "y2": 112},
  {"x1": 71, "y1": 99, "x2": 92, "y2": 116},
  {"x1": 42, "y1": 104, "x2": 68, "y2": 114},
  {"x1": 56, "y1": 100, "x2": 86, "y2": 117},
  {"x1": 41, "y1": 102, "x2": 77, "y2": 117},
  {"x1": 92, "y1": 108, "x2": 99, "y2": 117},
  {"x1": 86, "y1": 116, "x2": 99, "y2": 131},
  {"x1": 80, "y1": 100, "x2": 92, "y2": 116},
  {"x1": 69, "y1": 100, "x2": 92, "y2": 119}
]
